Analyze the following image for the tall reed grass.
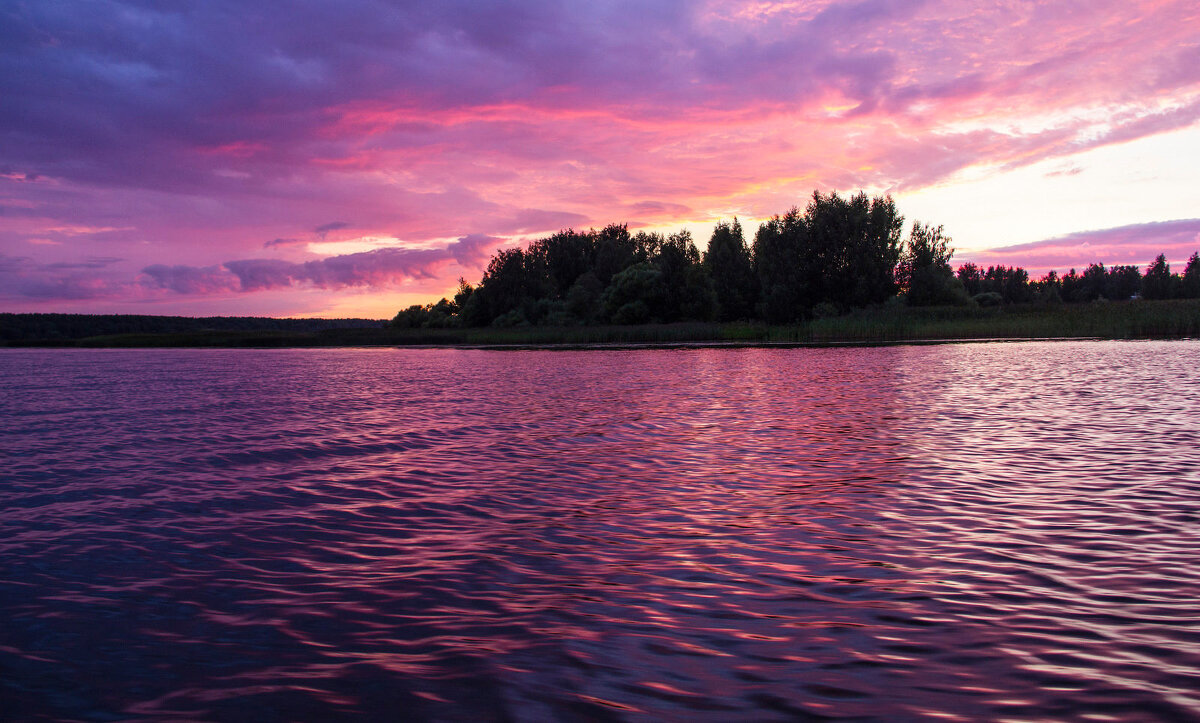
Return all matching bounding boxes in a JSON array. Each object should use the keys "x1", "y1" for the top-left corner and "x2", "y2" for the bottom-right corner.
[{"x1": 58, "y1": 298, "x2": 1200, "y2": 347}]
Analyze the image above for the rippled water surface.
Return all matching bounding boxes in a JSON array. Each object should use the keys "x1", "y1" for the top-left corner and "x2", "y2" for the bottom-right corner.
[{"x1": 2, "y1": 342, "x2": 1199, "y2": 721}]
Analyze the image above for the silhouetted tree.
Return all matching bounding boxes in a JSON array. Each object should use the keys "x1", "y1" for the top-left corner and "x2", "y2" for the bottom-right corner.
[
  {"x1": 704, "y1": 220, "x2": 757, "y2": 321},
  {"x1": 1060, "y1": 268, "x2": 1084, "y2": 301},
  {"x1": 752, "y1": 209, "x2": 807, "y2": 322},
  {"x1": 898, "y1": 223, "x2": 969, "y2": 306},
  {"x1": 593, "y1": 224, "x2": 646, "y2": 286},
  {"x1": 652, "y1": 231, "x2": 708, "y2": 321},
  {"x1": 1106, "y1": 265, "x2": 1142, "y2": 300},
  {"x1": 1181, "y1": 252, "x2": 1200, "y2": 299},
  {"x1": 1078, "y1": 263, "x2": 1108, "y2": 301},
  {"x1": 565, "y1": 271, "x2": 604, "y2": 323},
  {"x1": 391, "y1": 297, "x2": 456, "y2": 328},
  {"x1": 389, "y1": 193, "x2": 1200, "y2": 329},
  {"x1": 803, "y1": 191, "x2": 904, "y2": 309},
  {"x1": 1034, "y1": 270, "x2": 1063, "y2": 304},
  {"x1": 453, "y1": 278, "x2": 474, "y2": 309},
  {"x1": 533, "y1": 230, "x2": 594, "y2": 298},
  {"x1": 1142, "y1": 255, "x2": 1176, "y2": 300},
  {"x1": 957, "y1": 263, "x2": 983, "y2": 297},
  {"x1": 601, "y1": 263, "x2": 664, "y2": 324},
  {"x1": 978, "y1": 265, "x2": 1032, "y2": 304}
]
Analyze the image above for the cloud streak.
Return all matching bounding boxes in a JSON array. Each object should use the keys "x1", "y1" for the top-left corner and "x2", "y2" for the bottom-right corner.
[
  {"x1": 140, "y1": 235, "x2": 499, "y2": 296},
  {"x1": 965, "y1": 219, "x2": 1200, "y2": 273}
]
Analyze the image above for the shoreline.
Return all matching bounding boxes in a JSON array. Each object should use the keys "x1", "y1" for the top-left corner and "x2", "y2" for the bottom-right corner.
[{"x1": 4, "y1": 298, "x2": 1198, "y2": 349}]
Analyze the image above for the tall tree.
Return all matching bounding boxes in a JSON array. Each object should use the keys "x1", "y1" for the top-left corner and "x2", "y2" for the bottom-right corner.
[
  {"x1": 957, "y1": 263, "x2": 983, "y2": 296},
  {"x1": 1142, "y1": 254, "x2": 1175, "y2": 300},
  {"x1": 898, "y1": 223, "x2": 967, "y2": 306},
  {"x1": 654, "y1": 230, "x2": 715, "y2": 322},
  {"x1": 1181, "y1": 252, "x2": 1200, "y2": 299},
  {"x1": 703, "y1": 219, "x2": 757, "y2": 321},
  {"x1": 752, "y1": 209, "x2": 807, "y2": 322},
  {"x1": 1106, "y1": 265, "x2": 1142, "y2": 300}
]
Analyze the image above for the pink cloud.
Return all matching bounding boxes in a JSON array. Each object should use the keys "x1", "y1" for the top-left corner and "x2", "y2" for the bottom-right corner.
[
  {"x1": 0, "y1": 253, "x2": 134, "y2": 300},
  {"x1": 963, "y1": 219, "x2": 1200, "y2": 274},
  {"x1": 140, "y1": 235, "x2": 500, "y2": 295}
]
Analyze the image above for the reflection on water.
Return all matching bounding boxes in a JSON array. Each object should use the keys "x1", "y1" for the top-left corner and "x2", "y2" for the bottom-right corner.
[{"x1": 1, "y1": 342, "x2": 1198, "y2": 720}]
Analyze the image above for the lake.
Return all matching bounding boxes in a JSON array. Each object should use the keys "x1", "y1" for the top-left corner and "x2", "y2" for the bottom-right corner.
[{"x1": 2, "y1": 342, "x2": 1198, "y2": 721}]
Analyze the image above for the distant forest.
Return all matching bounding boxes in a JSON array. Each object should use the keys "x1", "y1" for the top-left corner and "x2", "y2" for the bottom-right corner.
[
  {"x1": 0, "y1": 314, "x2": 382, "y2": 342},
  {"x1": 394, "y1": 191, "x2": 1200, "y2": 329}
]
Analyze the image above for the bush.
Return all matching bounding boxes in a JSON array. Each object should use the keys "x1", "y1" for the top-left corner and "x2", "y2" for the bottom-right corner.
[
  {"x1": 973, "y1": 292, "x2": 1003, "y2": 307},
  {"x1": 491, "y1": 309, "x2": 530, "y2": 327},
  {"x1": 812, "y1": 301, "x2": 841, "y2": 319},
  {"x1": 612, "y1": 300, "x2": 651, "y2": 325}
]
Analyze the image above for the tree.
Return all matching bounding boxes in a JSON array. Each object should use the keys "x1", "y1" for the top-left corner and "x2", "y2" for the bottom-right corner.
[
  {"x1": 1106, "y1": 265, "x2": 1142, "y2": 300},
  {"x1": 391, "y1": 297, "x2": 456, "y2": 328},
  {"x1": 975, "y1": 265, "x2": 1032, "y2": 304},
  {"x1": 1142, "y1": 254, "x2": 1175, "y2": 300},
  {"x1": 592, "y1": 224, "x2": 643, "y2": 286},
  {"x1": 898, "y1": 223, "x2": 968, "y2": 306},
  {"x1": 565, "y1": 271, "x2": 604, "y2": 323},
  {"x1": 1060, "y1": 268, "x2": 1084, "y2": 301},
  {"x1": 535, "y1": 230, "x2": 594, "y2": 299},
  {"x1": 1079, "y1": 263, "x2": 1107, "y2": 301},
  {"x1": 1182, "y1": 252, "x2": 1200, "y2": 299},
  {"x1": 752, "y1": 209, "x2": 807, "y2": 322},
  {"x1": 653, "y1": 231, "x2": 704, "y2": 321},
  {"x1": 1034, "y1": 270, "x2": 1062, "y2": 304},
  {"x1": 453, "y1": 278, "x2": 474, "y2": 310},
  {"x1": 957, "y1": 263, "x2": 983, "y2": 296},
  {"x1": 802, "y1": 191, "x2": 903, "y2": 309},
  {"x1": 703, "y1": 219, "x2": 757, "y2": 321},
  {"x1": 601, "y1": 263, "x2": 665, "y2": 324}
]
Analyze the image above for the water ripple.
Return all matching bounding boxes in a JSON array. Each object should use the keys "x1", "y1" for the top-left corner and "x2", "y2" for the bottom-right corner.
[{"x1": 1, "y1": 342, "x2": 1199, "y2": 720}]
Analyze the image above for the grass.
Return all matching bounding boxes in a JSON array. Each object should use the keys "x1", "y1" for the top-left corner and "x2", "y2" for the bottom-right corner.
[
  {"x1": 805, "y1": 298, "x2": 1200, "y2": 343},
  {"x1": 6, "y1": 298, "x2": 1198, "y2": 348}
]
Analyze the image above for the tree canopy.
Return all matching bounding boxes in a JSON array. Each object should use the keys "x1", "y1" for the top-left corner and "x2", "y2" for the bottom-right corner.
[{"x1": 390, "y1": 190, "x2": 1200, "y2": 328}]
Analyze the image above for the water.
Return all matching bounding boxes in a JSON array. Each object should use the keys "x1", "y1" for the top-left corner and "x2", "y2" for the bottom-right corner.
[{"x1": 1, "y1": 342, "x2": 1199, "y2": 721}]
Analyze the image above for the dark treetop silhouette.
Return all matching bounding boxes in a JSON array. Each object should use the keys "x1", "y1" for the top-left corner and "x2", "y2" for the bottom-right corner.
[{"x1": 392, "y1": 191, "x2": 1200, "y2": 329}]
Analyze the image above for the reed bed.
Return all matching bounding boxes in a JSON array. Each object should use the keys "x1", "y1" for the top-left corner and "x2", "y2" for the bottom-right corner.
[{"x1": 28, "y1": 298, "x2": 1200, "y2": 348}]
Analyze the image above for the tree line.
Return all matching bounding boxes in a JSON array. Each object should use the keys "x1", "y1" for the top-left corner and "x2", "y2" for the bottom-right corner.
[
  {"x1": 0, "y1": 314, "x2": 382, "y2": 342},
  {"x1": 394, "y1": 190, "x2": 1200, "y2": 328}
]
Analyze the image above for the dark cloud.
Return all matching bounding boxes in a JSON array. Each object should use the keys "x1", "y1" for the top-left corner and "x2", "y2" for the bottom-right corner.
[
  {"x1": 42, "y1": 256, "x2": 125, "y2": 270},
  {"x1": 0, "y1": 253, "x2": 30, "y2": 273},
  {"x1": 0, "y1": 253, "x2": 129, "y2": 300},
  {"x1": 314, "y1": 221, "x2": 350, "y2": 238},
  {"x1": 141, "y1": 264, "x2": 239, "y2": 295},
  {"x1": 263, "y1": 237, "x2": 304, "y2": 249}
]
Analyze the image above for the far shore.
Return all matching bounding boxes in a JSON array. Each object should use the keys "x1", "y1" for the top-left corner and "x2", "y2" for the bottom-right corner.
[{"x1": 4, "y1": 298, "x2": 1198, "y2": 349}]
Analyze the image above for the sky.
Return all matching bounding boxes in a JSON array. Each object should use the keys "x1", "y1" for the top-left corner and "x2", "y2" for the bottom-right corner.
[{"x1": 2, "y1": 0, "x2": 1199, "y2": 319}]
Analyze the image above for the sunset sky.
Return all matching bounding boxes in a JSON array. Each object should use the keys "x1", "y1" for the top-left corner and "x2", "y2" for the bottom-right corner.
[{"x1": 3, "y1": 0, "x2": 1199, "y2": 319}]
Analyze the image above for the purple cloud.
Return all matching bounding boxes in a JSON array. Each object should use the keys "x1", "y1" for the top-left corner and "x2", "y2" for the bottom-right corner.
[
  {"x1": 965, "y1": 219, "x2": 1200, "y2": 272},
  {"x1": 140, "y1": 235, "x2": 501, "y2": 296},
  {"x1": 141, "y1": 264, "x2": 240, "y2": 295},
  {"x1": 263, "y1": 237, "x2": 304, "y2": 249},
  {"x1": 0, "y1": 253, "x2": 130, "y2": 300},
  {"x1": 314, "y1": 221, "x2": 350, "y2": 238}
]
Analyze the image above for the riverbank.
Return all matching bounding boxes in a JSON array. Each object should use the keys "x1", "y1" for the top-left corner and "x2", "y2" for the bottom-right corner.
[{"x1": 4, "y1": 298, "x2": 1198, "y2": 348}]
